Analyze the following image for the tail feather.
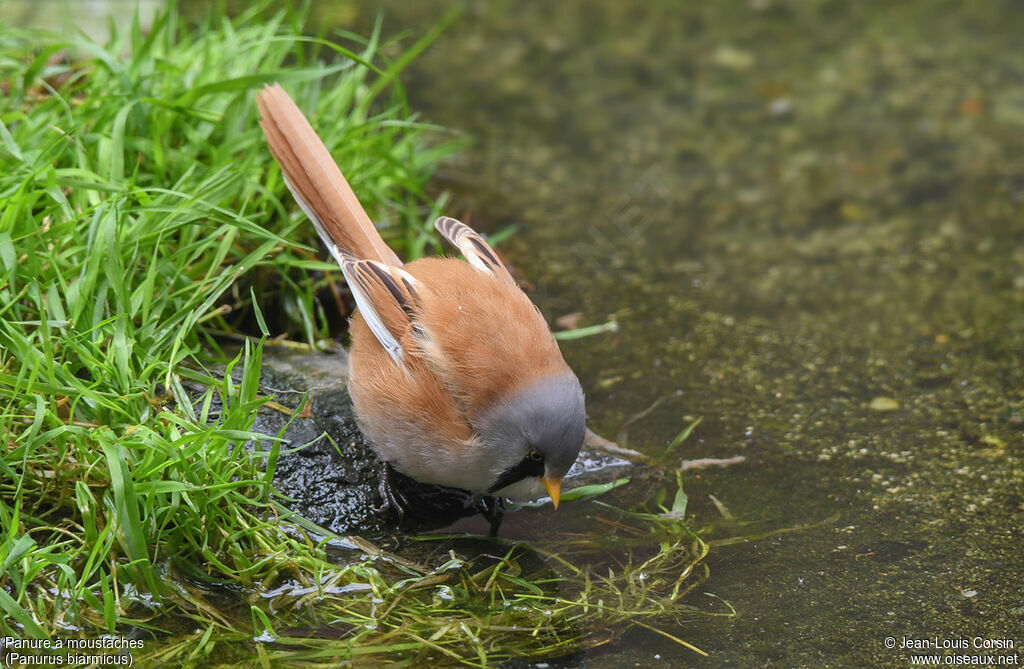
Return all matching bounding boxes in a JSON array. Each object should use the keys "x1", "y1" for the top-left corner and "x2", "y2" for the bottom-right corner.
[{"x1": 256, "y1": 83, "x2": 401, "y2": 266}]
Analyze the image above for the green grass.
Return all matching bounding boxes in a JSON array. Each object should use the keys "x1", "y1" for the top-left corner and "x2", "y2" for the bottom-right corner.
[{"x1": 0, "y1": 3, "x2": 713, "y2": 665}]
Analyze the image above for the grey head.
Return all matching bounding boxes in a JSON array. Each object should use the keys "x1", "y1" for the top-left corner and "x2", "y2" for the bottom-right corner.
[{"x1": 474, "y1": 371, "x2": 586, "y2": 505}]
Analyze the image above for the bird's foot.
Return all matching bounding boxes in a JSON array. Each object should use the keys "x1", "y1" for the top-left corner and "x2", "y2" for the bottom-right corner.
[
  {"x1": 376, "y1": 462, "x2": 409, "y2": 522},
  {"x1": 477, "y1": 495, "x2": 505, "y2": 537}
]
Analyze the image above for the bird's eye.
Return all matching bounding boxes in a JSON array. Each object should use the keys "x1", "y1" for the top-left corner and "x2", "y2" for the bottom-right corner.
[{"x1": 528, "y1": 449, "x2": 543, "y2": 462}]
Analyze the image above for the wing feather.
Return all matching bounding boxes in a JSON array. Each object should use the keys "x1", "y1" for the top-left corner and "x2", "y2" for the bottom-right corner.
[
  {"x1": 335, "y1": 248, "x2": 422, "y2": 368},
  {"x1": 434, "y1": 217, "x2": 515, "y2": 283}
]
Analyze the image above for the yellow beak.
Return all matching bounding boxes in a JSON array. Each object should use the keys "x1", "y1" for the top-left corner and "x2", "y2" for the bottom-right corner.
[{"x1": 542, "y1": 476, "x2": 562, "y2": 509}]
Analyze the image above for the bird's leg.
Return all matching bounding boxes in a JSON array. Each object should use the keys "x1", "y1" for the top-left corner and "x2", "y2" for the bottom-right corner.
[
  {"x1": 478, "y1": 496, "x2": 506, "y2": 537},
  {"x1": 376, "y1": 461, "x2": 408, "y2": 521}
]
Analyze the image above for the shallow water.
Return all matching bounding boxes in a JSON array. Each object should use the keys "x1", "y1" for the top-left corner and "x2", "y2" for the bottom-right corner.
[{"x1": 346, "y1": 1, "x2": 1024, "y2": 666}]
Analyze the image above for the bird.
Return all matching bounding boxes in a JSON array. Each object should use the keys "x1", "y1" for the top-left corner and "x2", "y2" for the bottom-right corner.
[{"x1": 255, "y1": 83, "x2": 586, "y2": 519}]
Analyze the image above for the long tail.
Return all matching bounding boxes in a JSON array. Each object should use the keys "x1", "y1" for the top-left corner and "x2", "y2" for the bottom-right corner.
[{"x1": 256, "y1": 83, "x2": 401, "y2": 266}]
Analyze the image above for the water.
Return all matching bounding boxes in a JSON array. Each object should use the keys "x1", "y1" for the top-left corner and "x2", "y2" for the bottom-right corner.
[{"x1": 350, "y1": 1, "x2": 1024, "y2": 665}]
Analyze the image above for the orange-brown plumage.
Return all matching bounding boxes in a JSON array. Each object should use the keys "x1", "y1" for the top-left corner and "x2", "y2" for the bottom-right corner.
[
  {"x1": 256, "y1": 84, "x2": 400, "y2": 266},
  {"x1": 401, "y1": 258, "x2": 572, "y2": 413},
  {"x1": 256, "y1": 83, "x2": 585, "y2": 506}
]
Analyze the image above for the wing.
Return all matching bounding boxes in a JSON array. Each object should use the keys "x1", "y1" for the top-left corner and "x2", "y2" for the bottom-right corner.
[
  {"x1": 434, "y1": 217, "x2": 516, "y2": 284},
  {"x1": 334, "y1": 247, "x2": 423, "y2": 368}
]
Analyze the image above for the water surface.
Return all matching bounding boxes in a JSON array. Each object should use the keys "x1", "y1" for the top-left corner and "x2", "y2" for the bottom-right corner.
[{"x1": 348, "y1": 1, "x2": 1024, "y2": 665}]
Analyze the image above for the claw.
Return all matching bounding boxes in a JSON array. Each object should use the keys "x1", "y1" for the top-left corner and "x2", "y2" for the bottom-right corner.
[{"x1": 376, "y1": 462, "x2": 408, "y2": 522}]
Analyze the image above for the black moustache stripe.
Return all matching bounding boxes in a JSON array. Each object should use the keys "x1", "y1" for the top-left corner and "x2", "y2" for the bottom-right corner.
[{"x1": 488, "y1": 454, "x2": 545, "y2": 493}]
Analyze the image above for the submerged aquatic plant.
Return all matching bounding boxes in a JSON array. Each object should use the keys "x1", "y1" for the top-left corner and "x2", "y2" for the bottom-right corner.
[{"x1": 125, "y1": 476, "x2": 717, "y2": 666}]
